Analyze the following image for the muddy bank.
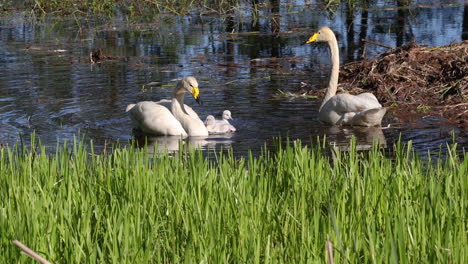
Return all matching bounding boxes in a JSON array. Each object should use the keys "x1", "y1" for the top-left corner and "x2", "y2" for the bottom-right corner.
[{"x1": 339, "y1": 41, "x2": 467, "y2": 128}]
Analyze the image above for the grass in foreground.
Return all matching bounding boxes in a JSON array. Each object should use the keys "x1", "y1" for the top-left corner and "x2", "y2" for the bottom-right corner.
[{"x1": 0, "y1": 137, "x2": 466, "y2": 263}]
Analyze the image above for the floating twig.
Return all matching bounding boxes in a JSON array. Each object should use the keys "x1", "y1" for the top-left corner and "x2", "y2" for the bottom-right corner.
[{"x1": 326, "y1": 239, "x2": 335, "y2": 264}]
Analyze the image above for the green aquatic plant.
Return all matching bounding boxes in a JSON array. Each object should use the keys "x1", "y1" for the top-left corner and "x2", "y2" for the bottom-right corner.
[
  {"x1": 416, "y1": 104, "x2": 431, "y2": 113},
  {"x1": 28, "y1": 0, "x2": 245, "y2": 16},
  {"x1": 23, "y1": 0, "x2": 412, "y2": 16},
  {"x1": 0, "y1": 136, "x2": 466, "y2": 263}
]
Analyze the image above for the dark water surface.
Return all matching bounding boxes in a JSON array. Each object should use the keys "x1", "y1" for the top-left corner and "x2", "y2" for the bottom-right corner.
[{"x1": 0, "y1": 0, "x2": 467, "y2": 156}]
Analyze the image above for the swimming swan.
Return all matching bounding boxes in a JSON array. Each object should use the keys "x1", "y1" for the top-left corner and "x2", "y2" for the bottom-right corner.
[
  {"x1": 305, "y1": 27, "x2": 386, "y2": 126},
  {"x1": 126, "y1": 76, "x2": 209, "y2": 136},
  {"x1": 204, "y1": 110, "x2": 236, "y2": 134}
]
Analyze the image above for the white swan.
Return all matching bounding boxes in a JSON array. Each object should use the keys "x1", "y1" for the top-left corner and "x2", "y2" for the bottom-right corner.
[
  {"x1": 222, "y1": 110, "x2": 234, "y2": 123},
  {"x1": 126, "y1": 76, "x2": 209, "y2": 137},
  {"x1": 204, "y1": 110, "x2": 236, "y2": 134},
  {"x1": 305, "y1": 27, "x2": 386, "y2": 126}
]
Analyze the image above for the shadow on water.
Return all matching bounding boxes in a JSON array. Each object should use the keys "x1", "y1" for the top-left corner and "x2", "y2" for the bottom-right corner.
[{"x1": 0, "y1": 0, "x2": 467, "y2": 156}]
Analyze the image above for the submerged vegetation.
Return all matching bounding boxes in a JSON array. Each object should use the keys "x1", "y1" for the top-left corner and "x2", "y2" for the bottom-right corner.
[
  {"x1": 29, "y1": 0, "x2": 241, "y2": 16},
  {"x1": 0, "y1": 137, "x2": 466, "y2": 263},
  {"x1": 6, "y1": 0, "x2": 250, "y2": 16},
  {"x1": 2, "y1": 0, "x2": 416, "y2": 16}
]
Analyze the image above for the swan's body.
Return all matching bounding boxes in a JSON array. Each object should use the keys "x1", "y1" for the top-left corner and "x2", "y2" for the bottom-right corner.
[
  {"x1": 126, "y1": 77, "x2": 208, "y2": 137},
  {"x1": 305, "y1": 27, "x2": 386, "y2": 126},
  {"x1": 204, "y1": 110, "x2": 236, "y2": 134}
]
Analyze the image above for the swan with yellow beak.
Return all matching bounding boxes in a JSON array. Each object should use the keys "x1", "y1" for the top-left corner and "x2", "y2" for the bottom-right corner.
[
  {"x1": 126, "y1": 76, "x2": 209, "y2": 136},
  {"x1": 304, "y1": 27, "x2": 386, "y2": 126}
]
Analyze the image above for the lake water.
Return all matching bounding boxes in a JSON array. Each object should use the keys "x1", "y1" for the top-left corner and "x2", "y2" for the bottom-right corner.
[{"x1": 0, "y1": 0, "x2": 467, "y2": 156}]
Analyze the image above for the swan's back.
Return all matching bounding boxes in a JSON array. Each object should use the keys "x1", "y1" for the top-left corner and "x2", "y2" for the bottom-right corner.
[
  {"x1": 320, "y1": 94, "x2": 385, "y2": 126},
  {"x1": 126, "y1": 101, "x2": 187, "y2": 136},
  {"x1": 206, "y1": 122, "x2": 236, "y2": 134},
  {"x1": 356, "y1": 93, "x2": 379, "y2": 103},
  {"x1": 324, "y1": 93, "x2": 382, "y2": 113},
  {"x1": 204, "y1": 115, "x2": 236, "y2": 134}
]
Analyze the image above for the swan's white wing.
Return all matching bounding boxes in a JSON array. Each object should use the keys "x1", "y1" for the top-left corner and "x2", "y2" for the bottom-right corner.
[
  {"x1": 155, "y1": 99, "x2": 172, "y2": 107},
  {"x1": 206, "y1": 123, "x2": 230, "y2": 134},
  {"x1": 356, "y1": 92, "x2": 379, "y2": 103},
  {"x1": 224, "y1": 120, "x2": 236, "y2": 132},
  {"x1": 329, "y1": 94, "x2": 382, "y2": 113},
  {"x1": 206, "y1": 120, "x2": 236, "y2": 134},
  {"x1": 228, "y1": 123, "x2": 236, "y2": 132},
  {"x1": 351, "y1": 107, "x2": 387, "y2": 127},
  {"x1": 320, "y1": 93, "x2": 384, "y2": 126},
  {"x1": 127, "y1": 101, "x2": 187, "y2": 136}
]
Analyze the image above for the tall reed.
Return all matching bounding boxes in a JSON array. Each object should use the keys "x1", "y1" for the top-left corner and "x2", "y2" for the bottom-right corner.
[{"x1": 0, "y1": 137, "x2": 466, "y2": 263}]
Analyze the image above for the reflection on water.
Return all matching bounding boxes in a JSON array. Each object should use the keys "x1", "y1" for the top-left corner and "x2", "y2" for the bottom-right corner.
[
  {"x1": 133, "y1": 133, "x2": 234, "y2": 153},
  {"x1": 328, "y1": 126, "x2": 387, "y2": 163},
  {"x1": 0, "y1": 0, "x2": 467, "y2": 156},
  {"x1": 327, "y1": 126, "x2": 387, "y2": 151}
]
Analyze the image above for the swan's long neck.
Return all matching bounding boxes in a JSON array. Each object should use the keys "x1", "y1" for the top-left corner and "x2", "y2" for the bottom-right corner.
[
  {"x1": 320, "y1": 35, "x2": 340, "y2": 110},
  {"x1": 171, "y1": 92, "x2": 189, "y2": 118},
  {"x1": 171, "y1": 89, "x2": 204, "y2": 135},
  {"x1": 171, "y1": 90, "x2": 208, "y2": 136}
]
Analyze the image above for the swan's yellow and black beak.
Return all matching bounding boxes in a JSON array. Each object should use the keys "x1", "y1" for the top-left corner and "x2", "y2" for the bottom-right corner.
[
  {"x1": 192, "y1": 87, "x2": 202, "y2": 105},
  {"x1": 303, "y1": 32, "x2": 319, "y2": 45}
]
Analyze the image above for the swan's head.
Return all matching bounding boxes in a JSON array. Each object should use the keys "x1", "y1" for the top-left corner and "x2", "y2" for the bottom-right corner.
[
  {"x1": 205, "y1": 115, "x2": 215, "y2": 125},
  {"x1": 222, "y1": 110, "x2": 233, "y2": 120},
  {"x1": 178, "y1": 76, "x2": 202, "y2": 105},
  {"x1": 304, "y1": 27, "x2": 336, "y2": 44}
]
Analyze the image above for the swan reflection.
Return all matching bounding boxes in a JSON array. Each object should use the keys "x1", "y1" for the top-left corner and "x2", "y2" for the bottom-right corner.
[
  {"x1": 327, "y1": 126, "x2": 387, "y2": 151},
  {"x1": 133, "y1": 134, "x2": 234, "y2": 153}
]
